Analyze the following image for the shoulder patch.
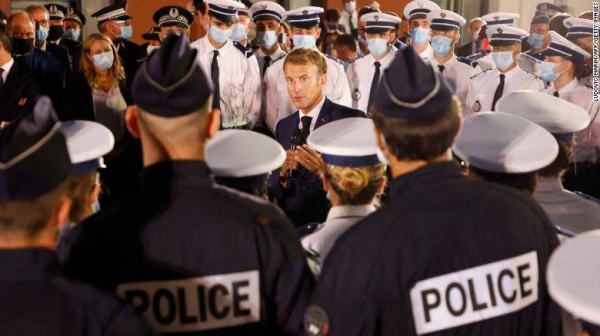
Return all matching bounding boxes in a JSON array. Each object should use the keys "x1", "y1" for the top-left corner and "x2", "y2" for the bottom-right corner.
[
  {"x1": 469, "y1": 68, "x2": 491, "y2": 79},
  {"x1": 466, "y1": 51, "x2": 488, "y2": 61},
  {"x1": 457, "y1": 56, "x2": 478, "y2": 68},
  {"x1": 233, "y1": 41, "x2": 254, "y2": 58},
  {"x1": 555, "y1": 225, "x2": 576, "y2": 238}
]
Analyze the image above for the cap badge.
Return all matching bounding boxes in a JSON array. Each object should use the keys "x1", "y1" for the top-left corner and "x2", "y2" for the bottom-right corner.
[
  {"x1": 473, "y1": 100, "x2": 481, "y2": 112},
  {"x1": 566, "y1": 22, "x2": 572, "y2": 27},
  {"x1": 229, "y1": 6, "x2": 234, "y2": 10},
  {"x1": 124, "y1": 2, "x2": 129, "y2": 11},
  {"x1": 540, "y1": 3, "x2": 547, "y2": 10},
  {"x1": 67, "y1": 7, "x2": 74, "y2": 15},
  {"x1": 170, "y1": 7, "x2": 179, "y2": 18},
  {"x1": 418, "y1": 2, "x2": 424, "y2": 7},
  {"x1": 440, "y1": 12, "x2": 446, "y2": 18},
  {"x1": 303, "y1": 10, "x2": 309, "y2": 15},
  {"x1": 50, "y1": 5, "x2": 57, "y2": 13},
  {"x1": 261, "y1": 4, "x2": 267, "y2": 9},
  {"x1": 374, "y1": 15, "x2": 379, "y2": 21},
  {"x1": 497, "y1": 27, "x2": 503, "y2": 34},
  {"x1": 493, "y1": 15, "x2": 499, "y2": 21}
]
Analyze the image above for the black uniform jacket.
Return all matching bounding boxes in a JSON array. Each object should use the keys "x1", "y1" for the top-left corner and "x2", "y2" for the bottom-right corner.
[{"x1": 0, "y1": 60, "x2": 40, "y2": 122}]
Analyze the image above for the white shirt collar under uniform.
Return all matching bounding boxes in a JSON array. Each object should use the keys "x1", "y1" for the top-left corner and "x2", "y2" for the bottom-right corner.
[
  {"x1": 0, "y1": 57, "x2": 14, "y2": 83},
  {"x1": 297, "y1": 95, "x2": 326, "y2": 133}
]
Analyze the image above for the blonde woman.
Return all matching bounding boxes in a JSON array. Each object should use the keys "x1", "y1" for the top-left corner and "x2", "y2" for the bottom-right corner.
[
  {"x1": 301, "y1": 118, "x2": 386, "y2": 276},
  {"x1": 61, "y1": 33, "x2": 141, "y2": 206}
]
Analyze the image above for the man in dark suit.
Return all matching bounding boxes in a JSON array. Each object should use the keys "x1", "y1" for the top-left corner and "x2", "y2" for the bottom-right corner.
[
  {"x1": 269, "y1": 48, "x2": 366, "y2": 226},
  {"x1": 456, "y1": 17, "x2": 484, "y2": 57},
  {"x1": 0, "y1": 25, "x2": 39, "y2": 122},
  {"x1": 92, "y1": 3, "x2": 146, "y2": 87},
  {"x1": 8, "y1": 12, "x2": 62, "y2": 112}
]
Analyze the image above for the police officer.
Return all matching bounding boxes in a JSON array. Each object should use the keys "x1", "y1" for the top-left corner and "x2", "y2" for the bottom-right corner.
[
  {"x1": 464, "y1": 25, "x2": 544, "y2": 117},
  {"x1": 44, "y1": 3, "x2": 67, "y2": 45},
  {"x1": 141, "y1": 27, "x2": 161, "y2": 55},
  {"x1": 402, "y1": 0, "x2": 440, "y2": 60},
  {"x1": 268, "y1": 47, "x2": 365, "y2": 227},
  {"x1": 497, "y1": 90, "x2": 600, "y2": 234},
  {"x1": 301, "y1": 118, "x2": 386, "y2": 276},
  {"x1": 248, "y1": 1, "x2": 287, "y2": 136},
  {"x1": 206, "y1": 129, "x2": 285, "y2": 199},
  {"x1": 305, "y1": 45, "x2": 561, "y2": 336},
  {"x1": 522, "y1": 12, "x2": 550, "y2": 60},
  {"x1": 230, "y1": 5, "x2": 251, "y2": 49},
  {"x1": 60, "y1": 33, "x2": 314, "y2": 335},
  {"x1": 61, "y1": 7, "x2": 84, "y2": 71},
  {"x1": 346, "y1": 12, "x2": 399, "y2": 113},
  {"x1": 564, "y1": 18, "x2": 593, "y2": 86},
  {"x1": 0, "y1": 97, "x2": 151, "y2": 336},
  {"x1": 263, "y1": 6, "x2": 352, "y2": 133},
  {"x1": 536, "y1": 2, "x2": 566, "y2": 19},
  {"x1": 190, "y1": 0, "x2": 261, "y2": 129},
  {"x1": 468, "y1": 12, "x2": 520, "y2": 71},
  {"x1": 92, "y1": 3, "x2": 147, "y2": 87},
  {"x1": 454, "y1": 112, "x2": 558, "y2": 195},
  {"x1": 153, "y1": 5, "x2": 194, "y2": 42},
  {"x1": 536, "y1": 31, "x2": 600, "y2": 199},
  {"x1": 426, "y1": 9, "x2": 480, "y2": 108}
]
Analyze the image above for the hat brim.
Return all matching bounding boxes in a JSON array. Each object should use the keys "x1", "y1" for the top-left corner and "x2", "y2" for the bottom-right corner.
[
  {"x1": 489, "y1": 39, "x2": 520, "y2": 47},
  {"x1": 209, "y1": 11, "x2": 237, "y2": 24}
]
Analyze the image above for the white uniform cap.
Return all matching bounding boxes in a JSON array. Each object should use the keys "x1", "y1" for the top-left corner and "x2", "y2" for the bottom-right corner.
[
  {"x1": 547, "y1": 230, "x2": 600, "y2": 325},
  {"x1": 59, "y1": 120, "x2": 115, "y2": 175},
  {"x1": 427, "y1": 9, "x2": 466, "y2": 31},
  {"x1": 480, "y1": 12, "x2": 519, "y2": 26},
  {"x1": 360, "y1": 12, "x2": 401, "y2": 31},
  {"x1": 453, "y1": 112, "x2": 559, "y2": 173},
  {"x1": 402, "y1": 0, "x2": 440, "y2": 20},
  {"x1": 285, "y1": 6, "x2": 324, "y2": 27},
  {"x1": 497, "y1": 90, "x2": 590, "y2": 137},
  {"x1": 307, "y1": 118, "x2": 383, "y2": 167},
  {"x1": 542, "y1": 30, "x2": 591, "y2": 60},
  {"x1": 205, "y1": 130, "x2": 285, "y2": 177},
  {"x1": 563, "y1": 18, "x2": 593, "y2": 40},
  {"x1": 205, "y1": 0, "x2": 245, "y2": 17},
  {"x1": 249, "y1": 1, "x2": 286, "y2": 22},
  {"x1": 486, "y1": 24, "x2": 528, "y2": 46}
]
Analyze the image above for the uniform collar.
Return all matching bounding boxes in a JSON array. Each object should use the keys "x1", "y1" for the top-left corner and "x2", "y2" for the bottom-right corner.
[
  {"x1": 430, "y1": 54, "x2": 457, "y2": 67},
  {"x1": 0, "y1": 248, "x2": 58, "y2": 281},
  {"x1": 200, "y1": 36, "x2": 231, "y2": 57},
  {"x1": 326, "y1": 204, "x2": 376, "y2": 221},
  {"x1": 535, "y1": 176, "x2": 564, "y2": 192},
  {"x1": 554, "y1": 78, "x2": 580, "y2": 96},
  {"x1": 369, "y1": 47, "x2": 395, "y2": 66},
  {"x1": 258, "y1": 45, "x2": 285, "y2": 60},
  {"x1": 390, "y1": 161, "x2": 463, "y2": 199},
  {"x1": 496, "y1": 62, "x2": 520, "y2": 79},
  {"x1": 141, "y1": 160, "x2": 213, "y2": 187}
]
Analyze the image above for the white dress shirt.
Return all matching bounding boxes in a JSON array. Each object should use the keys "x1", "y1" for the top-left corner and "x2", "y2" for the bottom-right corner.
[
  {"x1": 264, "y1": 49, "x2": 352, "y2": 133},
  {"x1": 464, "y1": 64, "x2": 545, "y2": 117},
  {"x1": 190, "y1": 37, "x2": 261, "y2": 128},
  {"x1": 417, "y1": 44, "x2": 434, "y2": 61},
  {"x1": 0, "y1": 57, "x2": 14, "y2": 83},
  {"x1": 476, "y1": 52, "x2": 496, "y2": 71},
  {"x1": 92, "y1": 84, "x2": 128, "y2": 142},
  {"x1": 430, "y1": 54, "x2": 481, "y2": 109},
  {"x1": 256, "y1": 46, "x2": 287, "y2": 79},
  {"x1": 541, "y1": 78, "x2": 600, "y2": 163},
  {"x1": 339, "y1": 10, "x2": 358, "y2": 34},
  {"x1": 346, "y1": 48, "x2": 396, "y2": 113},
  {"x1": 301, "y1": 204, "x2": 376, "y2": 276},
  {"x1": 534, "y1": 177, "x2": 600, "y2": 234},
  {"x1": 296, "y1": 95, "x2": 325, "y2": 133}
]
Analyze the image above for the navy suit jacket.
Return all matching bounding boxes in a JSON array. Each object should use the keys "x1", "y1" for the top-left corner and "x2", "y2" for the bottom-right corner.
[
  {"x1": 0, "y1": 61, "x2": 40, "y2": 122},
  {"x1": 16, "y1": 48, "x2": 63, "y2": 112},
  {"x1": 268, "y1": 98, "x2": 366, "y2": 226}
]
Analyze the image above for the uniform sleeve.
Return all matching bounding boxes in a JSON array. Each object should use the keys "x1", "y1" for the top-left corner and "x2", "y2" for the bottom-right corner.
[
  {"x1": 328, "y1": 61, "x2": 352, "y2": 107},
  {"x1": 244, "y1": 55, "x2": 262, "y2": 129},
  {"x1": 463, "y1": 78, "x2": 476, "y2": 118},
  {"x1": 345, "y1": 62, "x2": 359, "y2": 110},
  {"x1": 264, "y1": 66, "x2": 280, "y2": 133}
]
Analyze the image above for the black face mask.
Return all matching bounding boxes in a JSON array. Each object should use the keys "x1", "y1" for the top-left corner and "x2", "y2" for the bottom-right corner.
[
  {"x1": 12, "y1": 38, "x2": 34, "y2": 56},
  {"x1": 48, "y1": 25, "x2": 64, "y2": 41}
]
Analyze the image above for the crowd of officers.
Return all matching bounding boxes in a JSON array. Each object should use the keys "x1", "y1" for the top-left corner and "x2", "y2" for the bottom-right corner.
[{"x1": 0, "y1": 0, "x2": 599, "y2": 335}]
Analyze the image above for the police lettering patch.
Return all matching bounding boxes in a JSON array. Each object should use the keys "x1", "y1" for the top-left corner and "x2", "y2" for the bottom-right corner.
[
  {"x1": 116, "y1": 271, "x2": 260, "y2": 333},
  {"x1": 410, "y1": 251, "x2": 539, "y2": 335},
  {"x1": 472, "y1": 100, "x2": 481, "y2": 112}
]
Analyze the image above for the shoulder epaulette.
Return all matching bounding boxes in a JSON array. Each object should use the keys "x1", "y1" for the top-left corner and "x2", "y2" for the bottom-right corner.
[
  {"x1": 233, "y1": 41, "x2": 254, "y2": 58},
  {"x1": 457, "y1": 56, "x2": 479, "y2": 68},
  {"x1": 469, "y1": 68, "x2": 491, "y2": 79},
  {"x1": 556, "y1": 226, "x2": 576, "y2": 238},
  {"x1": 325, "y1": 53, "x2": 342, "y2": 64},
  {"x1": 574, "y1": 191, "x2": 600, "y2": 205},
  {"x1": 466, "y1": 51, "x2": 488, "y2": 61},
  {"x1": 394, "y1": 40, "x2": 407, "y2": 49},
  {"x1": 271, "y1": 54, "x2": 286, "y2": 65},
  {"x1": 296, "y1": 222, "x2": 320, "y2": 238}
]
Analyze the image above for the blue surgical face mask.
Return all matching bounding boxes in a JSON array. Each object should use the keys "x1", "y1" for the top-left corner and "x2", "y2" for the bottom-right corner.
[
  {"x1": 293, "y1": 34, "x2": 316, "y2": 48},
  {"x1": 539, "y1": 61, "x2": 565, "y2": 83},
  {"x1": 357, "y1": 34, "x2": 367, "y2": 45},
  {"x1": 492, "y1": 50, "x2": 515, "y2": 71},
  {"x1": 63, "y1": 28, "x2": 80, "y2": 41},
  {"x1": 257, "y1": 31, "x2": 277, "y2": 49},
  {"x1": 367, "y1": 38, "x2": 389, "y2": 57},
  {"x1": 92, "y1": 51, "x2": 114, "y2": 71},
  {"x1": 340, "y1": 60, "x2": 350, "y2": 71},
  {"x1": 210, "y1": 25, "x2": 232, "y2": 44},
  {"x1": 230, "y1": 23, "x2": 247, "y2": 42},
  {"x1": 116, "y1": 25, "x2": 133, "y2": 40},
  {"x1": 527, "y1": 33, "x2": 545, "y2": 49},
  {"x1": 410, "y1": 27, "x2": 430, "y2": 46},
  {"x1": 36, "y1": 26, "x2": 48, "y2": 42},
  {"x1": 431, "y1": 35, "x2": 453, "y2": 57},
  {"x1": 344, "y1": 1, "x2": 356, "y2": 13}
]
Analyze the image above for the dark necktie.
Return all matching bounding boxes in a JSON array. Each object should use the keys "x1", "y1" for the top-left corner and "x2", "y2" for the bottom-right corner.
[
  {"x1": 554, "y1": 91, "x2": 559, "y2": 97},
  {"x1": 367, "y1": 61, "x2": 381, "y2": 111},
  {"x1": 262, "y1": 56, "x2": 271, "y2": 79},
  {"x1": 300, "y1": 116, "x2": 312, "y2": 144},
  {"x1": 211, "y1": 50, "x2": 220, "y2": 110},
  {"x1": 491, "y1": 74, "x2": 505, "y2": 111},
  {"x1": 0, "y1": 68, "x2": 4, "y2": 92},
  {"x1": 348, "y1": 15, "x2": 355, "y2": 35},
  {"x1": 438, "y1": 64, "x2": 445, "y2": 74}
]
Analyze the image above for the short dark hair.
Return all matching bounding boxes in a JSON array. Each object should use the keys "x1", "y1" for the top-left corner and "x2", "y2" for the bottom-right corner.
[
  {"x1": 538, "y1": 139, "x2": 573, "y2": 178},
  {"x1": 358, "y1": 6, "x2": 379, "y2": 20},
  {"x1": 324, "y1": 9, "x2": 340, "y2": 22},
  {"x1": 469, "y1": 167, "x2": 538, "y2": 195},
  {"x1": 370, "y1": 97, "x2": 461, "y2": 162},
  {"x1": 0, "y1": 25, "x2": 11, "y2": 53},
  {"x1": 334, "y1": 34, "x2": 357, "y2": 52}
]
